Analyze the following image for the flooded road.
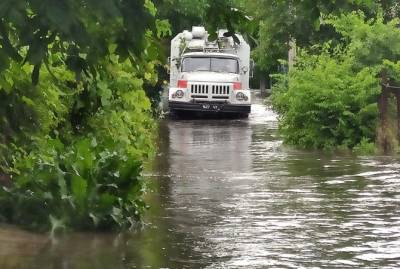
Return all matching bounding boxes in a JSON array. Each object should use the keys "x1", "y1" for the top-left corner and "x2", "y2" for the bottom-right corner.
[{"x1": 1, "y1": 90, "x2": 400, "y2": 268}]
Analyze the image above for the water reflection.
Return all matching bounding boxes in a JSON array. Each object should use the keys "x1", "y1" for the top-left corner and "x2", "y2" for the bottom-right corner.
[{"x1": 1, "y1": 90, "x2": 400, "y2": 268}]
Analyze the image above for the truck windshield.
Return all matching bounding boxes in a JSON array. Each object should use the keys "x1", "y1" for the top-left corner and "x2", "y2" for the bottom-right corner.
[{"x1": 182, "y1": 57, "x2": 239, "y2": 73}]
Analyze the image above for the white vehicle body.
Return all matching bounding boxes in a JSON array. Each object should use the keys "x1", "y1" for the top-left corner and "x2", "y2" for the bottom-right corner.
[{"x1": 168, "y1": 26, "x2": 252, "y2": 115}]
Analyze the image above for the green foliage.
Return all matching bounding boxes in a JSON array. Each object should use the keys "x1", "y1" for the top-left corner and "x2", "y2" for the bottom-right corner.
[
  {"x1": 271, "y1": 11, "x2": 400, "y2": 151},
  {"x1": 0, "y1": 0, "x2": 165, "y2": 231},
  {"x1": 353, "y1": 137, "x2": 377, "y2": 155},
  {"x1": 327, "y1": 12, "x2": 400, "y2": 153},
  {"x1": 326, "y1": 12, "x2": 400, "y2": 74},
  {"x1": 0, "y1": 54, "x2": 156, "y2": 231},
  {"x1": 155, "y1": 0, "x2": 256, "y2": 41},
  {"x1": 248, "y1": 0, "x2": 400, "y2": 72},
  {"x1": 271, "y1": 46, "x2": 380, "y2": 150},
  {"x1": 204, "y1": 0, "x2": 255, "y2": 42},
  {"x1": 0, "y1": 56, "x2": 73, "y2": 170},
  {"x1": 154, "y1": 0, "x2": 208, "y2": 34}
]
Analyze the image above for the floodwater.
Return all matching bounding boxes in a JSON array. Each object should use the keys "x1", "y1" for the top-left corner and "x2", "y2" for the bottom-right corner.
[{"x1": 1, "y1": 90, "x2": 400, "y2": 269}]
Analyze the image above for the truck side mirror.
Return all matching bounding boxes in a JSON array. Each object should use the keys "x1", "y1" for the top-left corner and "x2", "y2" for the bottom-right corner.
[
  {"x1": 250, "y1": 59, "x2": 255, "y2": 78},
  {"x1": 241, "y1": 66, "x2": 249, "y2": 74},
  {"x1": 166, "y1": 57, "x2": 171, "y2": 74}
]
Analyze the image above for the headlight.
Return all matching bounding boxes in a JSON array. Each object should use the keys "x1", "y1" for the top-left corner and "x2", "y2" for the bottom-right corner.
[
  {"x1": 236, "y1": 92, "x2": 248, "y2": 101},
  {"x1": 175, "y1": 90, "x2": 184, "y2": 98}
]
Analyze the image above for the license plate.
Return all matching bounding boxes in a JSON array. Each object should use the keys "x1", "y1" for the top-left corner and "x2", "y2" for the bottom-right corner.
[{"x1": 202, "y1": 104, "x2": 221, "y2": 111}]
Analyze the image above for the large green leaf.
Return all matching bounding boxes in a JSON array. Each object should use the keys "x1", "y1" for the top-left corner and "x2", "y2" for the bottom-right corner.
[{"x1": 71, "y1": 175, "x2": 88, "y2": 206}]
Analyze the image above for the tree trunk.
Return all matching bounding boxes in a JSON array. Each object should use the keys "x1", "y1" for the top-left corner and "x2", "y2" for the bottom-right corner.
[
  {"x1": 288, "y1": 39, "x2": 296, "y2": 70},
  {"x1": 377, "y1": 84, "x2": 392, "y2": 154},
  {"x1": 0, "y1": 172, "x2": 11, "y2": 187},
  {"x1": 396, "y1": 91, "x2": 400, "y2": 142},
  {"x1": 260, "y1": 75, "x2": 266, "y2": 93}
]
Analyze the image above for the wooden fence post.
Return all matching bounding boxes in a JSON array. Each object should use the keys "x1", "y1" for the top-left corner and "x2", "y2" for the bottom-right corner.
[
  {"x1": 378, "y1": 83, "x2": 391, "y2": 154},
  {"x1": 396, "y1": 91, "x2": 400, "y2": 142}
]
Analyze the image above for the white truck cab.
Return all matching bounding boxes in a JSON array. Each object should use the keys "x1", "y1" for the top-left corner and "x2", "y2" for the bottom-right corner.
[{"x1": 168, "y1": 26, "x2": 252, "y2": 116}]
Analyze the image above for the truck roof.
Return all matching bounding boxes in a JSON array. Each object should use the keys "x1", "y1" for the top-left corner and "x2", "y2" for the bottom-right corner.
[{"x1": 182, "y1": 52, "x2": 239, "y2": 59}]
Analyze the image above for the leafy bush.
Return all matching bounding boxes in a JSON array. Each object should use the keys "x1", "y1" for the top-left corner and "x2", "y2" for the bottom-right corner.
[
  {"x1": 0, "y1": 0, "x2": 257, "y2": 231},
  {"x1": 2, "y1": 136, "x2": 150, "y2": 231},
  {"x1": 0, "y1": 0, "x2": 165, "y2": 231},
  {"x1": 0, "y1": 60, "x2": 72, "y2": 171},
  {"x1": 0, "y1": 55, "x2": 155, "y2": 231},
  {"x1": 271, "y1": 46, "x2": 380, "y2": 150},
  {"x1": 271, "y1": 12, "x2": 400, "y2": 152},
  {"x1": 353, "y1": 137, "x2": 377, "y2": 155}
]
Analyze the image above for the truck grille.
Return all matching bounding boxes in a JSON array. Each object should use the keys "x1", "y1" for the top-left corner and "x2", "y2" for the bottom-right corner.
[
  {"x1": 191, "y1": 84, "x2": 209, "y2": 94},
  {"x1": 189, "y1": 83, "x2": 231, "y2": 100}
]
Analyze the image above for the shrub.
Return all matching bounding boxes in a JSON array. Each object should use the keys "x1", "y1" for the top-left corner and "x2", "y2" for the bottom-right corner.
[
  {"x1": 271, "y1": 46, "x2": 380, "y2": 150},
  {"x1": 271, "y1": 12, "x2": 400, "y2": 152},
  {"x1": 353, "y1": 137, "x2": 377, "y2": 155},
  {"x1": 0, "y1": 55, "x2": 155, "y2": 232},
  {"x1": 0, "y1": 0, "x2": 165, "y2": 231},
  {"x1": 0, "y1": 61, "x2": 71, "y2": 171}
]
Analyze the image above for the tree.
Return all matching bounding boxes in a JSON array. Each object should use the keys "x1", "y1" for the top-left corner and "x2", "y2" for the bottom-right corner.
[
  {"x1": 328, "y1": 12, "x2": 400, "y2": 153},
  {"x1": 247, "y1": 1, "x2": 399, "y2": 72},
  {"x1": 270, "y1": 12, "x2": 400, "y2": 153},
  {"x1": 154, "y1": 0, "x2": 208, "y2": 35}
]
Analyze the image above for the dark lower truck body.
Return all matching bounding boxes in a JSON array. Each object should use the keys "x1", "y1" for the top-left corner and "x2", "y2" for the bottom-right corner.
[{"x1": 169, "y1": 101, "x2": 251, "y2": 115}]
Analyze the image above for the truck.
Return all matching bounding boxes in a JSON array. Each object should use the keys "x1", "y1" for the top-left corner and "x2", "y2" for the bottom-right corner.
[{"x1": 168, "y1": 26, "x2": 252, "y2": 117}]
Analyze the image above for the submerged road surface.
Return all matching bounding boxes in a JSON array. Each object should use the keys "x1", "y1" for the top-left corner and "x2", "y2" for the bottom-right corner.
[{"x1": 1, "y1": 90, "x2": 400, "y2": 268}]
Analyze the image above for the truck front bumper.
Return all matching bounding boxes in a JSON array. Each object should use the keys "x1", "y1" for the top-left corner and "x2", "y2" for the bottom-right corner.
[{"x1": 169, "y1": 101, "x2": 251, "y2": 114}]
